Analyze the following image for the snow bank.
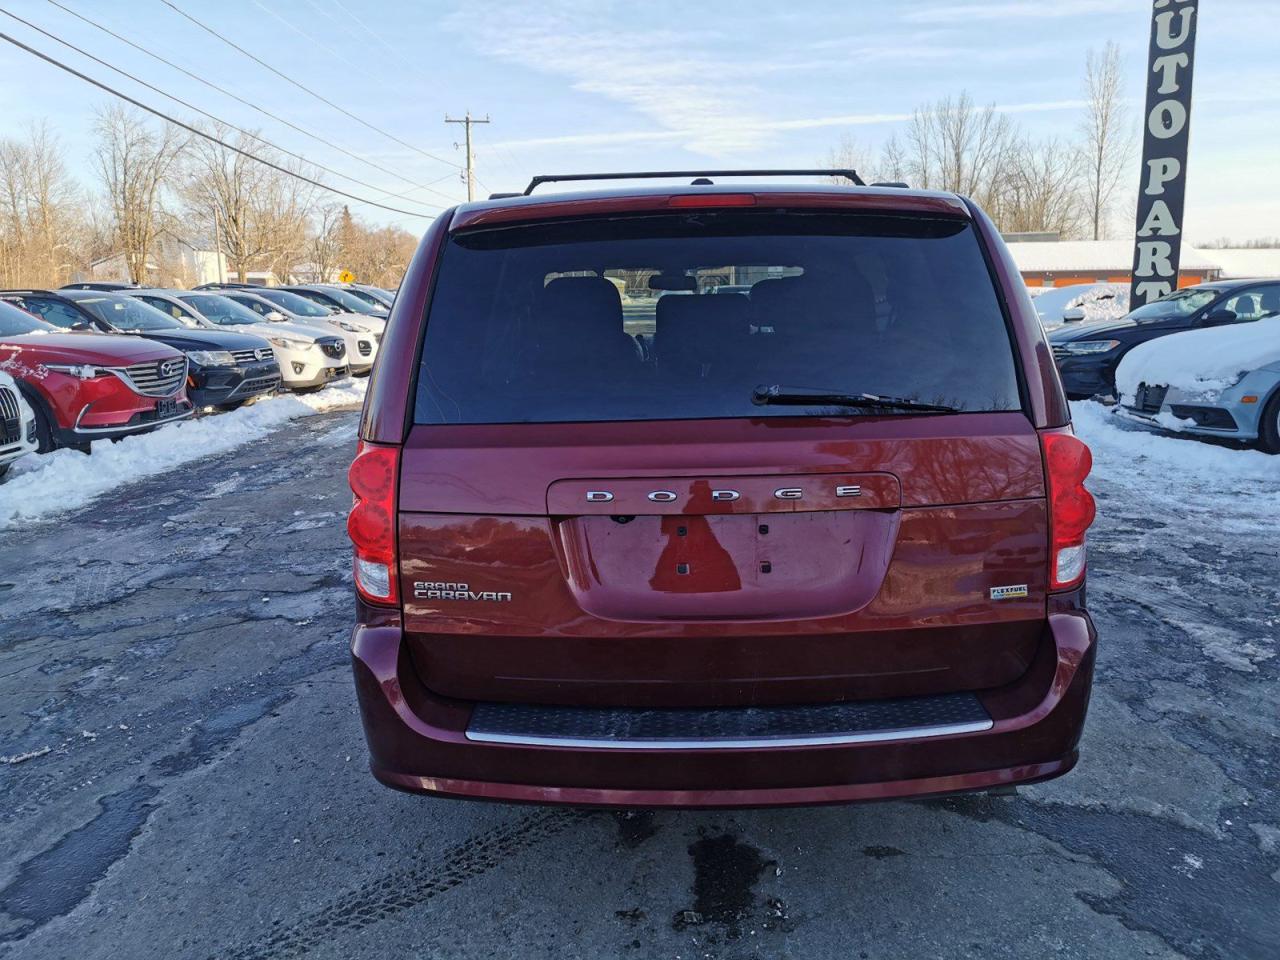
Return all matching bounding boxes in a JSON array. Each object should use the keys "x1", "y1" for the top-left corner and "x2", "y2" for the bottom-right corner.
[
  {"x1": 1115, "y1": 320, "x2": 1280, "y2": 403},
  {"x1": 0, "y1": 378, "x2": 366, "y2": 529},
  {"x1": 1072, "y1": 400, "x2": 1280, "y2": 487}
]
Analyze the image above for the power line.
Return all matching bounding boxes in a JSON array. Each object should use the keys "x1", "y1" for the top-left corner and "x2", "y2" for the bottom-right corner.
[
  {"x1": 325, "y1": 0, "x2": 419, "y2": 73},
  {"x1": 44, "y1": 0, "x2": 456, "y2": 204},
  {"x1": 0, "y1": 6, "x2": 440, "y2": 215},
  {"x1": 0, "y1": 30, "x2": 439, "y2": 219},
  {"x1": 160, "y1": 1, "x2": 464, "y2": 177},
  {"x1": 249, "y1": 0, "x2": 365, "y2": 77}
]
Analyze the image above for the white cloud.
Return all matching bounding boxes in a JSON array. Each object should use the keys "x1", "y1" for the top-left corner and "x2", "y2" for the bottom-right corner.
[
  {"x1": 495, "y1": 99, "x2": 1092, "y2": 154},
  {"x1": 903, "y1": 0, "x2": 1123, "y2": 24},
  {"x1": 448, "y1": 1, "x2": 784, "y2": 156}
]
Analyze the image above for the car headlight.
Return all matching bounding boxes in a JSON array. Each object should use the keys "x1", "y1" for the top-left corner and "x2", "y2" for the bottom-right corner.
[
  {"x1": 187, "y1": 350, "x2": 236, "y2": 367},
  {"x1": 1057, "y1": 339, "x2": 1120, "y2": 355},
  {"x1": 45, "y1": 363, "x2": 108, "y2": 380},
  {"x1": 268, "y1": 336, "x2": 314, "y2": 351}
]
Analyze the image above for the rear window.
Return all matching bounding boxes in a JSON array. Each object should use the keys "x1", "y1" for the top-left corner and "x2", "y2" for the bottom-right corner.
[{"x1": 414, "y1": 211, "x2": 1021, "y2": 425}]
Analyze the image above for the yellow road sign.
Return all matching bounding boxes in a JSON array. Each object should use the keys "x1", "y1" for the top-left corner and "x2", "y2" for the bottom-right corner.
[{"x1": 338, "y1": 269, "x2": 356, "y2": 283}]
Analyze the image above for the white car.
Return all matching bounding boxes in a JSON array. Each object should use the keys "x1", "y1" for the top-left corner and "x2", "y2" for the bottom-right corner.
[
  {"x1": 128, "y1": 290, "x2": 350, "y2": 391},
  {"x1": 247, "y1": 287, "x2": 385, "y2": 338},
  {"x1": 0, "y1": 369, "x2": 38, "y2": 480},
  {"x1": 218, "y1": 289, "x2": 379, "y2": 374}
]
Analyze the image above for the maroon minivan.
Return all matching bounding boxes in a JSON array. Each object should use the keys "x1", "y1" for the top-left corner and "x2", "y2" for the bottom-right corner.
[{"x1": 348, "y1": 173, "x2": 1097, "y2": 807}]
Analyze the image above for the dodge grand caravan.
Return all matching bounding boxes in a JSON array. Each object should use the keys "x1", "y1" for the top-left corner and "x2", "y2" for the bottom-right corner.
[{"x1": 348, "y1": 171, "x2": 1097, "y2": 808}]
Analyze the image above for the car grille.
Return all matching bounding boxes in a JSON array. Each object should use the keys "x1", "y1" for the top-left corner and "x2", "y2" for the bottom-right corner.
[
  {"x1": 1133, "y1": 382, "x2": 1168, "y2": 414},
  {"x1": 0, "y1": 386, "x2": 21, "y2": 445},
  {"x1": 117, "y1": 358, "x2": 188, "y2": 397},
  {"x1": 357, "y1": 339, "x2": 372, "y2": 356},
  {"x1": 231, "y1": 347, "x2": 275, "y2": 365},
  {"x1": 319, "y1": 338, "x2": 346, "y2": 359}
]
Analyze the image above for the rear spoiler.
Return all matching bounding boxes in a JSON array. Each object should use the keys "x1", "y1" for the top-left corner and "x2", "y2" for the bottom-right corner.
[{"x1": 453, "y1": 189, "x2": 969, "y2": 232}]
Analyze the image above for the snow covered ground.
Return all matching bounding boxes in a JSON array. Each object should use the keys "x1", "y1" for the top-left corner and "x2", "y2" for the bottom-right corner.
[
  {"x1": 1071, "y1": 399, "x2": 1280, "y2": 521},
  {"x1": 0, "y1": 378, "x2": 366, "y2": 529}
]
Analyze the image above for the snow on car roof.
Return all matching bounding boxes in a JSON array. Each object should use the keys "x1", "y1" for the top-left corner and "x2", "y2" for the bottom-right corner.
[{"x1": 1115, "y1": 317, "x2": 1280, "y2": 401}]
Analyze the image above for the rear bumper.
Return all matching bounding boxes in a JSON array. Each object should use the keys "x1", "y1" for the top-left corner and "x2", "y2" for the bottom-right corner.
[{"x1": 350, "y1": 596, "x2": 1096, "y2": 808}]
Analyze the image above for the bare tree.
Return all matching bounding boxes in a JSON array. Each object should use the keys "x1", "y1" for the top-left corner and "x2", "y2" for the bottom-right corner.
[
  {"x1": 92, "y1": 104, "x2": 187, "y2": 283},
  {"x1": 877, "y1": 135, "x2": 909, "y2": 184},
  {"x1": 900, "y1": 92, "x2": 1016, "y2": 214},
  {"x1": 1001, "y1": 137, "x2": 1085, "y2": 237},
  {"x1": 308, "y1": 203, "x2": 343, "y2": 281},
  {"x1": 823, "y1": 134, "x2": 875, "y2": 183},
  {"x1": 0, "y1": 123, "x2": 86, "y2": 287},
  {"x1": 333, "y1": 205, "x2": 417, "y2": 287},
  {"x1": 1080, "y1": 41, "x2": 1133, "y2": 240},
  {"x1": 181, "y1": 123, "x2": 317, "y2": 282}
]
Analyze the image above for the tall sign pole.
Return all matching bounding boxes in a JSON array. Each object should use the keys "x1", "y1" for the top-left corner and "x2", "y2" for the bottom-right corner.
[{"x1": 1129, "y1": 0, "x2": 1199, "y2": 306}]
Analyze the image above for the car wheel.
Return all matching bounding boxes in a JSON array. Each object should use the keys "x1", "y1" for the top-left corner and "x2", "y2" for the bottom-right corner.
[
  {"x1": 0, "y1": 463, "x2": 9, "y2": 483},
  {"x1": 1258, "y1": 391, "x2": 1280, "y2": 454},
  {"x1": 24, "y1": 393, "x2": 58, "y2": 454}
]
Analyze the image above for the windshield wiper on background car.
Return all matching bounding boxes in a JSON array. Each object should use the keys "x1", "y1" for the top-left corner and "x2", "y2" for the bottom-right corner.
[{"x1": 751, "y1": 384, "x2": 959, "y2": 414}]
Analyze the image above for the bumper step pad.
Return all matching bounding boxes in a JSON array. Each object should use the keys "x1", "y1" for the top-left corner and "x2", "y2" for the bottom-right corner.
[{"x1": 467, "y1": 692, "x2": 992, "y2": 750}]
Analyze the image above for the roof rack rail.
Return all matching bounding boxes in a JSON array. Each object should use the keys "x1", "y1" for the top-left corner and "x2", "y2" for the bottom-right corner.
[
  {"x1": 522, "y1": 169, "x2": 865, "y2": 195},
  {"x1": 871, "y1": 180, "x2": 910, "y2": 188}
]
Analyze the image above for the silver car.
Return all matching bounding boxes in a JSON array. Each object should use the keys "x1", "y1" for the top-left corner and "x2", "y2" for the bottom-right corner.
[{"x1": 1116, "y1": 306, "x2": 1280, "y2": 453}]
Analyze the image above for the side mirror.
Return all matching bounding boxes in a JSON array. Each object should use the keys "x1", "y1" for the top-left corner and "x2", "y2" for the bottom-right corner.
[
  {"x1": 1204, "y1": 309, "x2": 1236, "y2": 325},
  {"x1": 266, "y1": 311, "x2": 286, "y2": 322},
  {"x1": 70, "y1": 320, "x2": 92, "y2": 331},
  {"x1": 1062, "y1": 307, "x2": 1086, "y2": 323}
]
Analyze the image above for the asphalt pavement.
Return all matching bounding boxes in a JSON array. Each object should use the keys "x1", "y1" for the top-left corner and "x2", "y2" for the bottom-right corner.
[{"x1": 1, "y1": 407, "x2": 1276, "y2": 959}]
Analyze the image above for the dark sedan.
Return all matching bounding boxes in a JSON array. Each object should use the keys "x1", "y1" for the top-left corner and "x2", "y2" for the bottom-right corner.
[
  {"x1": 0, "y1": 289, "x2": 280, "y2": 410},
  {"x1": 1048, "y1": 279, "x2": 1280, "y2": 399}
]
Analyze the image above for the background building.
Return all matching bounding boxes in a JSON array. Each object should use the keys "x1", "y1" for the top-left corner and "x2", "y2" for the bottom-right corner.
[{"x1": 1005, "y1": 239, "x2": 1222, "y2": 287}]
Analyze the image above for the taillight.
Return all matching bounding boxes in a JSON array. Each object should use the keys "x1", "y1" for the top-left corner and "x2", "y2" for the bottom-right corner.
[
  {"x1": 1042, "y1": 431, "x2": 1096, "y2": 590},
  {"x1": 347, "y1": 440, "x2": 399, "y2": 605}
]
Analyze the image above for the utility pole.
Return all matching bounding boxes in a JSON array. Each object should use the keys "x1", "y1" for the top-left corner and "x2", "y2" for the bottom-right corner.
[{"x1": 445, "y1": 111, "x2": 490, "y2": 201}]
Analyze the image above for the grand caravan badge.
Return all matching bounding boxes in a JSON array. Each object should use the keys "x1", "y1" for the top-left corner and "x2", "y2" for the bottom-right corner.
[{"x1": 414, "y1": 581, "x2": 513, "y2": 602}]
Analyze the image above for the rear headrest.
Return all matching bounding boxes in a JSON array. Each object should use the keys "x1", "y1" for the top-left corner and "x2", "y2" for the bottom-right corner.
[
  {"x1": 536, "y1": 276, "x2": 622, "y2": 330},
  {"x1": 749, "y1": 276, "x2": 804, "y2": 315}
]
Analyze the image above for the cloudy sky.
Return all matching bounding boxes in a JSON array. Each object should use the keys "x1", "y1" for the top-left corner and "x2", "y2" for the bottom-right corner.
[{"x1": 1, "y1": 0, "x2": 1276, "y2": 241}]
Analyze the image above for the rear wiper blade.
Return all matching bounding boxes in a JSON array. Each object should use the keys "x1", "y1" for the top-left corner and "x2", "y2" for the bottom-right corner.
[{"x1": 751, "y1": 384, "x2": 959, "y2": 414}]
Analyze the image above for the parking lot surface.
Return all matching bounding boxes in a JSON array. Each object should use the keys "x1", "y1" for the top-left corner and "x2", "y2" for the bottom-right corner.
[{"x1": 1, "y1": 407, "x2": 1277, "y2": 959}]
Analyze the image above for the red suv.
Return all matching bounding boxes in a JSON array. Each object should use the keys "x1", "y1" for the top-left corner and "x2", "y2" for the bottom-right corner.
[
  {"x1": 348, "y1": 172, "x2": 1097, "y2": 807},
  {"x1": 0, "y1": 301, "x2": 193, "y2": 451}
]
